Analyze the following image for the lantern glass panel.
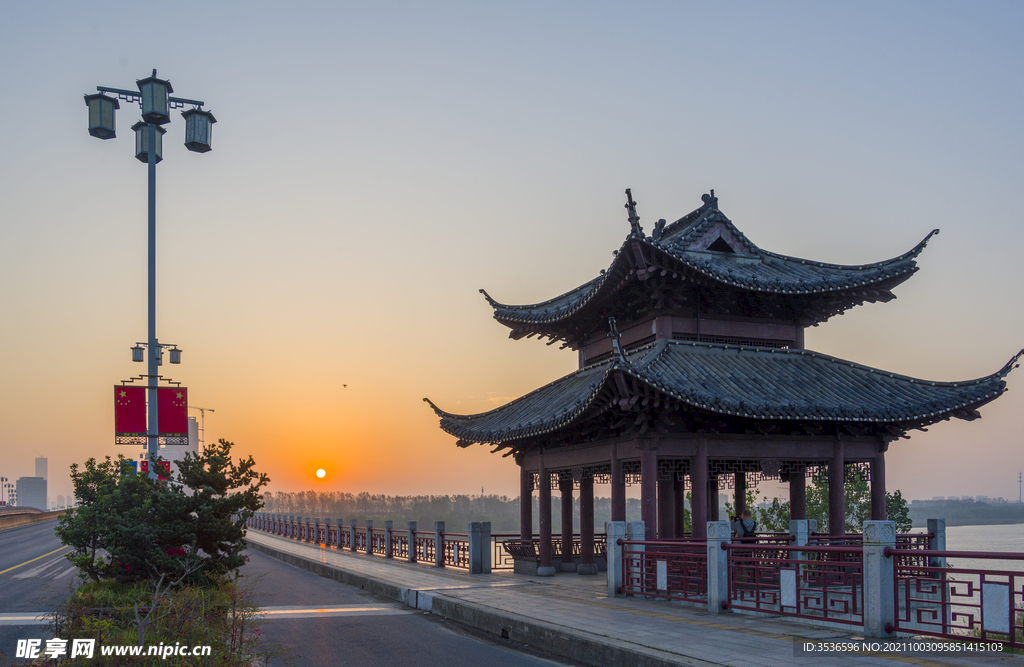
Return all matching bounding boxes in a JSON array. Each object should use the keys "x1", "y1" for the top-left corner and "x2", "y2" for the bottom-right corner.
[
  {"x1": 85, "y1": 93, "x2": 118, "y2": 139},
  {"x1": 182, "y1": 109, "x2": 216, "y2": 153},
  {"x1": 137, "y1": 76, "x2": 172, "y2": 125},
  {"x1": 132, "y1": 123, "x2": 166, "y2": 164}
]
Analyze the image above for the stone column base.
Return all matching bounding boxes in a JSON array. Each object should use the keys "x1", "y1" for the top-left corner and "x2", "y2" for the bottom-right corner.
[
  {"x1": 536, "y1": 565, "x2": 556, "y2": 577},
  {"x1": 577, "y1": 563, "x2": 598, "y2": 575},
  {"x1": 559, "y1": 561, "x2": 578, "y2": 572}
]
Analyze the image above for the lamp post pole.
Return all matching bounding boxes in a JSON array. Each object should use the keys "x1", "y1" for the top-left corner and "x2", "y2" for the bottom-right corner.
[
  {"x1": 146, "y1": 121, "x2": 158, "y2": 475},
  {"x1": 85, "y1": 71, "x2": 216, "y2": 479}
]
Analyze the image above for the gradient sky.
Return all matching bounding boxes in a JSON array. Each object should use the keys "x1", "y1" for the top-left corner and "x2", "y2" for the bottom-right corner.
[{"x1": 1, "y1": 1, "x2": 1022, "y2": 505}]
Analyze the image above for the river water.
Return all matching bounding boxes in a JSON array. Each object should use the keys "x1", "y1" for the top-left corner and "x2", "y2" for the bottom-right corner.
[{"x1": 911, "y1": 522, "x2": 1024, "y2": 572}]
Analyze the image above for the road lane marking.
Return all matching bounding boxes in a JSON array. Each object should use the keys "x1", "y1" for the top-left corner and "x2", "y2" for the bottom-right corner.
[
  {"x1": 13, "y1": 556, "x2": 69, "y2": 580},
  {"x1": 0, "y1": 613, "x2": 49, "y2": 626},
  {"x1": 0, "y1": 546, "x2": 69, "y2": 576},
  {"x1": 257, "y1": 605, "x2": 411, "y2": 619}
]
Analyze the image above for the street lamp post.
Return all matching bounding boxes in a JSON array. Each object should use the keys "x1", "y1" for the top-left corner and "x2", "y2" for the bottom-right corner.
[{"x1": 85, "y1": 70, "x2": 216, "y2": 479}]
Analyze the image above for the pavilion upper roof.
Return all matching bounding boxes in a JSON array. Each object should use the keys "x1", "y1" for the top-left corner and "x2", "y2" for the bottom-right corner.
[
  {"x1": 481, "y1": 192, "x2": 939, "y2": 341},
  {"x1": 425, "y1": 339, "x2": 1021, "y2": 447}
]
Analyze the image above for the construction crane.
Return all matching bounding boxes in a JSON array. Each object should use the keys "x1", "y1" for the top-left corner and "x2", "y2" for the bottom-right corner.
[{"x1": 188, "y1": 406, "x2": 215, "y2": 452}]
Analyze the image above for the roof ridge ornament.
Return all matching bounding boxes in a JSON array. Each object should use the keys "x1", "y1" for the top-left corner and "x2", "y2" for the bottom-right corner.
[
  {"x1": 701, "y1": 189, "x2": 719, "y2": 211},
  {"x1": 625, "y1": 189, "x2": 643, "y2": 238},
  {"x1": 608, "y1": 317, "x2": 626, "y2": 363}
]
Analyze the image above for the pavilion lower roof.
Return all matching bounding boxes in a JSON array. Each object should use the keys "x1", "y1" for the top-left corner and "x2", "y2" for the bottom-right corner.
[
  {"x1": 425, "y1": 339, "x2": 1021, "y2": 447},
  {"x1": 481, "y1": 199, "x2": 939, "y2": 342}
]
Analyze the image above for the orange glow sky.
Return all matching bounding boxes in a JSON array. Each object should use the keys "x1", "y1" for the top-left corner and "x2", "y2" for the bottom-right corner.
[{"x1": 1, "y1": 3, "x2": 1022, "y2": 505}]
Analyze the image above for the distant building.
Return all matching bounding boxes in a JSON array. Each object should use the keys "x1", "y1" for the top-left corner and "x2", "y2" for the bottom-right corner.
[
  {"x1": 976, "y1": 495, "x2": 991, "y2": 503},
  {"x1": 35, "y1": 457, "x2": 47, "y2": 480},
  {"x1": 16, "y1": 477, "x2": 46, "y2": 510},
  {"x1": 962, "y1": 496, "x2": 975, "y2": 502},
  {"x1": 141, "y1": 416, "x2": 201, "y2": 480},
  {"x1": 57, "y1": 494, "x2": 65, "y2": 509},
  {"x1": 932, "y1": 496, "x2": 946, "y2": 502}
]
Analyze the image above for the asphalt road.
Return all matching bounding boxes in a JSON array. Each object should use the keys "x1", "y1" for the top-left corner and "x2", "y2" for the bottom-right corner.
[
  {"x1": 0, "y1": 522, "x2": 572, "y2": 666},
  {"x1": 240, "y1": 548, "x2": 574, "y2": 667},
  {"x1": 0, "y1": 519, "x2": 73, "y2": 658}
]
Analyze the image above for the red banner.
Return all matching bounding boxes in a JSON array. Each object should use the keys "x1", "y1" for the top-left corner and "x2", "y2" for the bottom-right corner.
[
  {"x1": 114, "y1": 386, "x2": 146, "y2": 436},
  {"x1": 157, "y1": 387, "x2": 188, "y2": 437}
]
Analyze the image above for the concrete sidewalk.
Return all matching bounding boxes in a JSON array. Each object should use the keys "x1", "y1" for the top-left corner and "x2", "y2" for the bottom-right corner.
[{"x1": 246, "y1": 531, "x2": 1021, "y2": 667}]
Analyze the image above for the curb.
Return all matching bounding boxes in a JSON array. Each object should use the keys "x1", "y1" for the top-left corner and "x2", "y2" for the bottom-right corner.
[{"x1": 248, "y1": 540, "x2": 714, "y2": 667}]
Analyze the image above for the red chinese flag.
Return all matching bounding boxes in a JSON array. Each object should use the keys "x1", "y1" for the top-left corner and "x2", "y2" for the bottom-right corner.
[
  {"x1": 114, "y1": 386, "x2": 147, "y2": 436},
  {"x1": 157, "y1": 387, "x2": 188, "y2": 436}
]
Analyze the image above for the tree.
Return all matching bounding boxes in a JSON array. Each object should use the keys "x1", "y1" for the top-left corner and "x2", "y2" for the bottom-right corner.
[
  {"x1": 722, "y1": 471, "x2": 912, "y2": 534},
  {"x1": 57, "y1": 439, "x2": 269, "y2": 586}
]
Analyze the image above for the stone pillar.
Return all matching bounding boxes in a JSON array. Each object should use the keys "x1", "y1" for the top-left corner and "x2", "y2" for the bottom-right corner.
[
  {"x1": 469, "y1": 522, "x2": 483, "y2": 574},
  {"x1": 657, "y1": 478, "x2": 675, "y2": 539},
  {"x1": 537, "y1": 462, "x2": 555, "y2": 576},
  {"x1": 734, "y1": 473, "x2": 746, "y2": 517},
  {"x1": 559, "y1": 475, "x2": 576, "y2": 571},
  {"x1": 314, "y1": 517, "x2": 321, "y2": 544},
  {"x1": 862, "y1": 520, "x2": 896, "y2": 638},
  {"x1": 640, "y1": 446, "x2": 658, "y2": 540},
  {"x1": 336, "y1": 518, "x2": 344, "y2": 547},
  {"x1": 829, "y1": 440, "x2": 846, "y2": 535},
  {"x1": 789, "y1": 519, "x2": 810, "y2": 570},
  {"x1": 789, "y1": 468, "x2": 807, "y2": 521},
  {"x1": 706, "y1": 521, "x2": 731, "y2": 614},
  {"x1": 673, "y1": 474, "x2": 687, "y2": 537},
  {"x1": 625, "y1": 521, "x2": 646, "y2": 596},
  {"x1": 324, "y1": 518, "x2": 332, "y2": 547},
  {"x1": 708, "y1": 476, "x2": 720, "y2": 522},
  {"x1": 434, "y1": 521, "x2": 445, "y2": 568},
  {"x1": 519, "y1": 464, "x2": 533, "y2": 541},
  {"x1": 350, "y1": 519, "x2": 358, "y2": 553},
  {"x1": 407, "y1": 521, "x2": 417, "y2": 563},
  {"x1": 691, "y1": 440, "x2": 708, "y2": 540},
  {"x1": 871, "y1": 452, "x2": 887, "y2": 521},
  {"x1": 365, "y1": 520, "x2": 374, "y2": 555},
  {"x1": 927, "y1": 518, "x2": 947, "y2": 570},
  {"x1": 578, "y1": 475, "x2": 597, "y2": 575},
  {"x1": 605, "y1": 521, "x2": 626, "y2": 597},
  {"x1": 610, "y1": 444, "x2": 626, "y2": 522},
  {"x1": 481, "y1": 521, "x2": 492, "y2": 574},
  {"x1": 384, "y1": 520, "x2": 393, "y2": 558}
]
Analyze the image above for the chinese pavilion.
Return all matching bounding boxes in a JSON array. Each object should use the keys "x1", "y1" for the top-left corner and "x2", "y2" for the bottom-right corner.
[{"x1": 425, "y1": 190, "x2": 1020, "y2": 576}]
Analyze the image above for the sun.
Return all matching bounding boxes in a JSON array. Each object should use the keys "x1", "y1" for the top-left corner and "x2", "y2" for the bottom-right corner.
[{"x1": 316, "y1": 468, "x2": 326, "y2": 479}]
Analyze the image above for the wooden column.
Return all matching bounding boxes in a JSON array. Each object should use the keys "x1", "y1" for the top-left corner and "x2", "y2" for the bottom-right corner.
[
  {"x1": 560, "y1": 475, "x2": 576, "y2": 571},
  {"x1": 708, "y1": 475, "x2": 720, "y2": 522},
  {"x1": 734, "y1": 473, "x2": 746, "y2": 517},
  {"x1": 538, "y1": 462, "x2": 553, "y2": 569},
  {"x1": 829, "y1": 439, "x2": 846, "y2": 536},
  {"x1": 519, "y1": 463, "x2": 532, "y2": 541},
  {"x1": 610, "y1": 443, "x2": 625, "y2": 522},
  {"x1": 657, "y1": 478, "x2": 675, "y2": 539},
  {"x1": 790, "y1": 467, "x2": 807, "y2": 521},
  {"x1": 870, "y1": 447, "x2": 887, "y2": 521},
  {"x1": 579, "y1": 475, "x2": 597, "y2": 574},
  {"x1": 673, "y1": 473, "x2": 687, "y2": 537},
  {"x1": 691, "y1": 440, "x2": 708, "y2": 539},
  {"x1": 640, "y1": 445, "x2": 658, "y2": 541}
]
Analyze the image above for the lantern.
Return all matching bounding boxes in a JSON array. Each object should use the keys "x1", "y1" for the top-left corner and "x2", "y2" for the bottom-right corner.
[
  {"x1": 169, "y1": 347, "x2": 181, "y2": 364},
  {"x1": 136, "y1": 72, "x2": 173, "y2": 125},
  {"x1": 131, "y1": 344, "x2": 144, "y2": 362},
  {"x1": 132, "y1": 122, "x2": 166, "y2": 163},
  {"x1": 84, "y1": 93, "x2": 119, "y2": 139},
  {"x1": 182, "y1": 108, "x2": 217, "y2": 153}
]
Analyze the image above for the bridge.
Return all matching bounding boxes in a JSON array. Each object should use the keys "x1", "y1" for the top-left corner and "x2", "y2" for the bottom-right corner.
[{"x1": 5, "y1": 510, "x2": 1020, "y2": 666}]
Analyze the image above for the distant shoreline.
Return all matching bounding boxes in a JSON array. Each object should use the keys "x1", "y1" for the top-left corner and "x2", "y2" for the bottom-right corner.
[{"x1": 909, "y1": 502, "x2": 1024, "y2": 528}]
